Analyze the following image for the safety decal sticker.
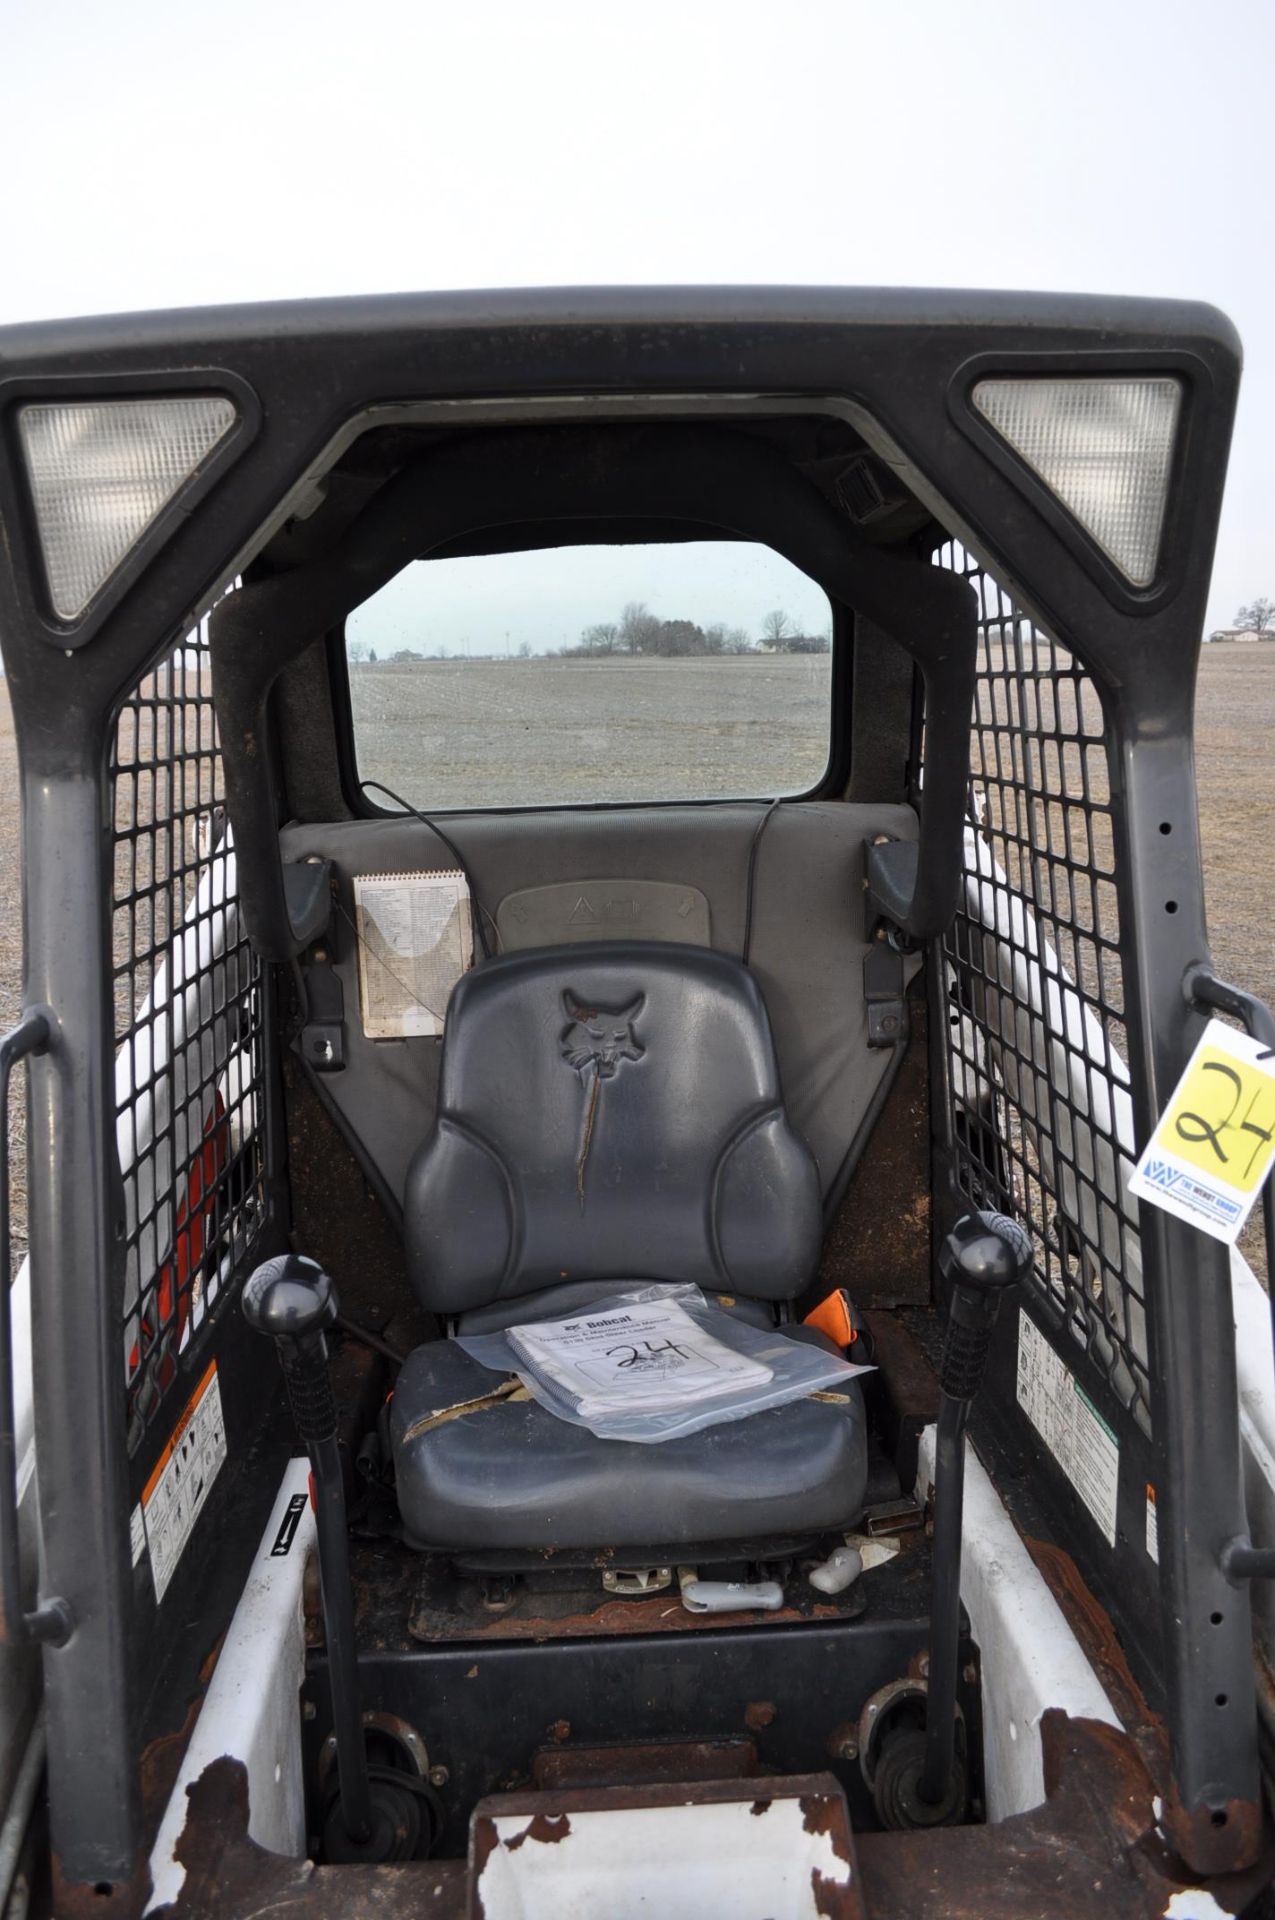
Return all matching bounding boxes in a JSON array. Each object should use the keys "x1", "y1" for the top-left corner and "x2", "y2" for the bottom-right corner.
[
  {"x1": 140, "y1": 1360, "x2": 227, "y2": 1602},
  {"x1": 1016, "y1": 1312, "x2": 1119, "y2": 1546},
  {"x1": 270, "y1": 1492, "x2": 308, "y2": 1558},
  {"x1": 1128, "y1": 1017, "x2": 1275, "y2": 1245},
  {"x1": 1146, "y1": 1483, "x2": 1159, "y2": 1565}
]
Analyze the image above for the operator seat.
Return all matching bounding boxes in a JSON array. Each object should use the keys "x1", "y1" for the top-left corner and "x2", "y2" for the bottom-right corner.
[{"x1": 390, "y1": 940, "x2": 868, "y2": 1550}]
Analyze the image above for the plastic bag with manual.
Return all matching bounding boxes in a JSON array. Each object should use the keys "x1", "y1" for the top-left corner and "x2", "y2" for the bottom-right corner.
[{"x1": 454, "y1": 1282, "x2": 872, "y2": 1443}]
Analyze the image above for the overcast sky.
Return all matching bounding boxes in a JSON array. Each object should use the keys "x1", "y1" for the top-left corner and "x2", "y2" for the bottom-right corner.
[
  {"x1": 347, "y1": 545, "x2": 833, "y2": 655},
  {"x1": 1, "y1": 0, "x2": 1269, "y2": 639}
]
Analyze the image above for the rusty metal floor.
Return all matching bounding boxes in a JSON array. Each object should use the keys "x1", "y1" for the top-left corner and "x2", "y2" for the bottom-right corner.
[{"x1": 155, "y1": 1713, "x2": 1275, "y2": 1919}]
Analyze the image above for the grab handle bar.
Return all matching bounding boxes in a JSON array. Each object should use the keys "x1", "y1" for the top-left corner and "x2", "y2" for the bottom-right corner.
[{"x1": 0, "y1": 1012, "x2": 69, "y2": 1645}]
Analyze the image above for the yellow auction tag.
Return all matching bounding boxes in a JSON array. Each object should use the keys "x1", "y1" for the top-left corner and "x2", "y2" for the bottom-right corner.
[
  {"x1": 1162, "y1": 1043, "x2": 1275, "y2": 1192},
  {"x1": 1128, "y1": 1019, "x2": 1275, "y2": 1244}
]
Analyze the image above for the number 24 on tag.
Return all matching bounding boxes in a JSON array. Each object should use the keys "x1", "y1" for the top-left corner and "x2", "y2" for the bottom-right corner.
[{"x1": 1129, "y1": 1019, "x2": 1275, "y2": 1245}]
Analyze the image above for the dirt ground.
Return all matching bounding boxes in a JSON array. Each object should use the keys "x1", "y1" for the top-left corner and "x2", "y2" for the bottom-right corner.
[
  {"x1": 1190, "y1": 645, "x2": 1275, "y2": 1016},
  {"x1": 348, "y1": 652, "x2": 834, "y2": 807},
  {"x1": 0, "y1": 643, "x2": 1269, "y2": 1276}
]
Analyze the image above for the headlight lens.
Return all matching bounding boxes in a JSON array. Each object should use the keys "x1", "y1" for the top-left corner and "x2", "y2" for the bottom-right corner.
[
  {"x1": 18, "y1": 396, "x2": 236, "y2": 620},
  {"x1": 972, "y1": 376, "x2": 1181, "y2": 587}
]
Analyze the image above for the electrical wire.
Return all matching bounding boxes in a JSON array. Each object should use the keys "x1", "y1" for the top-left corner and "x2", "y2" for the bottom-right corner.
[
  {"x1": 359, "y1": 778, "x2": 495, "y2": 960},
  {"x1": 741, "y1": 798, "x2": 783, "y2": 967}
]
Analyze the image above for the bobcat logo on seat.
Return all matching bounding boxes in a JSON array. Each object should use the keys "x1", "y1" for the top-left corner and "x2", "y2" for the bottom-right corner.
[{"x1": 559, "y1": 991, "x2": 645, "y2": 1080}]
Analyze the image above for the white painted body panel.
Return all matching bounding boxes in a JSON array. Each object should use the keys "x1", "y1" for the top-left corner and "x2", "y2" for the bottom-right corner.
[
  {"x1": 914, "y1": 1426, "x2": 1120, "y2": 1820},
  {"x1": 475, "y1": 1795, "x2": 853, "y2": 1919},
  {"x1": 1232, "y1": 1244, "x2": 1275, "y2": 1663},
  {"x1": 146, "y1": 1458, "x2": 315, "y2": 1912},
  {"x1": 0, "y1": 1259, "x2": 40, "y2": 1817}
]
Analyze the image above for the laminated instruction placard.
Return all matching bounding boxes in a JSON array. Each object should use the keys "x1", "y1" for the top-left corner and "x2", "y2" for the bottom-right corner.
[
  {"x1": 1128, "y1": 1017, "x2": 1275, "y2": 1244},
  {"x1": 353, "y1": 869, "x2": 473, "y2": 1039}
]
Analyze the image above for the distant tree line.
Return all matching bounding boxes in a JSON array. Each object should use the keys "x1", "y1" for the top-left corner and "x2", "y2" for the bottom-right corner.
[
  {"x1": 345, "y1": 604, "x2": 831, "y2": 664},
  {"x1": 346, "y1": 639, "x2": 532, "y2": 664},
  {"x1": 1234, "y1": 597, "x2": 1275, "y2": 636},
  {"x1": 560, "y1": 603, "x2": 829, "y2": 658}
]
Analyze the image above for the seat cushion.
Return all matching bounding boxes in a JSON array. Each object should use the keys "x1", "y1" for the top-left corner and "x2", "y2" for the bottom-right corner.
[{"x1": 390, "y1": 1335, "x2": 868, "y2": 1552}]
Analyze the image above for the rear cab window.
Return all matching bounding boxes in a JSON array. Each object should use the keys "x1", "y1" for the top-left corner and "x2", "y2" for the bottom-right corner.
[{"x1": 344, "y1": 541, "x2": 835, "y2": 809}]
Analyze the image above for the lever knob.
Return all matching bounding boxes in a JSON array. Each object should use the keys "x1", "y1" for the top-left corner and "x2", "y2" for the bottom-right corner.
[
  {"x1": 242, "y1": 1253, "x2": 337, "y2": 1341},
  {"x1": 938, "y1": 1212, "x2": 1033, "y2": 1295},
  {"x1": 243, "y1": 1253, "x2": 340, "y2": 1448},
  {"x1": 936, "y1": 1212, "x2": 1032, "y2": 1401}
]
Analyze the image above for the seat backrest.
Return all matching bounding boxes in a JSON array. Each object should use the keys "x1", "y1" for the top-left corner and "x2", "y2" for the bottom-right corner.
[{"x1": 405, "y1": 941, "x2": 822, "y2": 1315}]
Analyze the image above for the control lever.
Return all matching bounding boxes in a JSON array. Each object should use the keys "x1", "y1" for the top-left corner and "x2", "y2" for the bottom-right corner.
[
  {"x1": 920, "y1": 1212, "x2": 1032, "y2": 1815},
  {"x1": 242, "y1": 1255, "x2": 382, "y2": 1853}
]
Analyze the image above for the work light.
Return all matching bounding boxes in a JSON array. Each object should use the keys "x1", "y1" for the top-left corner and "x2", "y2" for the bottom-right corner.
[
  {"x1": 971, "y1": 376, "x2": 1181, "y2": 587},
  {"x1": 17, "y1": 395, "x2": 236, "y2": 620}
]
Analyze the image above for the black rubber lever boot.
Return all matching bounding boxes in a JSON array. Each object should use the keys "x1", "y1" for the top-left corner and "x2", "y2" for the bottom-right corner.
[
  {"x1": 917, "y1": 1212, "x2": 1033, "y2": 1820},
  {"x1": 243, "y1": 1253, "x2": 417, "y2": 1860}
]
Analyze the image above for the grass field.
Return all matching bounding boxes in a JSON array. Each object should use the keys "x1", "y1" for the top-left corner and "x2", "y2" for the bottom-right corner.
[{"x1": 0, "y1": 642, "x2": 1270, "y2": 1275}]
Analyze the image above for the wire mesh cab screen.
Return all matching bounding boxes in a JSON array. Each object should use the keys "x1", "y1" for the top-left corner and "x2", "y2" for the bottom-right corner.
[
  {"x1": 936, "y1": 542, "x2": 1150, "y2": 1437},
  {"x1": 933, "y1": 541, "x2": 1152, "y2": 1428},
  {"x1": 931, "y1": 539, "x2": 1169, "y2": 1698},
  {"x1": 111, "y1": 612, "x2": 267, "y2": 1455}
]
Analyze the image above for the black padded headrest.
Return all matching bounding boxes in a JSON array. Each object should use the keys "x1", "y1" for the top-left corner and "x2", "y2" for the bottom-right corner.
[{"x1": 404, "y1": 940, "x2": 822, "y2": 1314}]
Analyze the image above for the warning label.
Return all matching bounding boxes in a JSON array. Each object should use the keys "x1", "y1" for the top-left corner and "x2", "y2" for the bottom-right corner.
[
  {"x1": 1016, "y1": 1312, "x2": 1119, "y2": 1547},
  {"x1": 141, "y1": 1361, "x2": 227, "y2": 1602}
]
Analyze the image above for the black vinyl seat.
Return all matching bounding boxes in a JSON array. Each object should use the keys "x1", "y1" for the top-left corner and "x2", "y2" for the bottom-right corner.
[{"x1": 391, "y1": 941, "x2": 868, "y2": 1551}]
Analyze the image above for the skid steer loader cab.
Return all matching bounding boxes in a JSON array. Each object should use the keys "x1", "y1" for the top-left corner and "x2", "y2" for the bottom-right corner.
[{"x1": 0, "y1": 289, "x2": 1270, "y2": 1918}]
